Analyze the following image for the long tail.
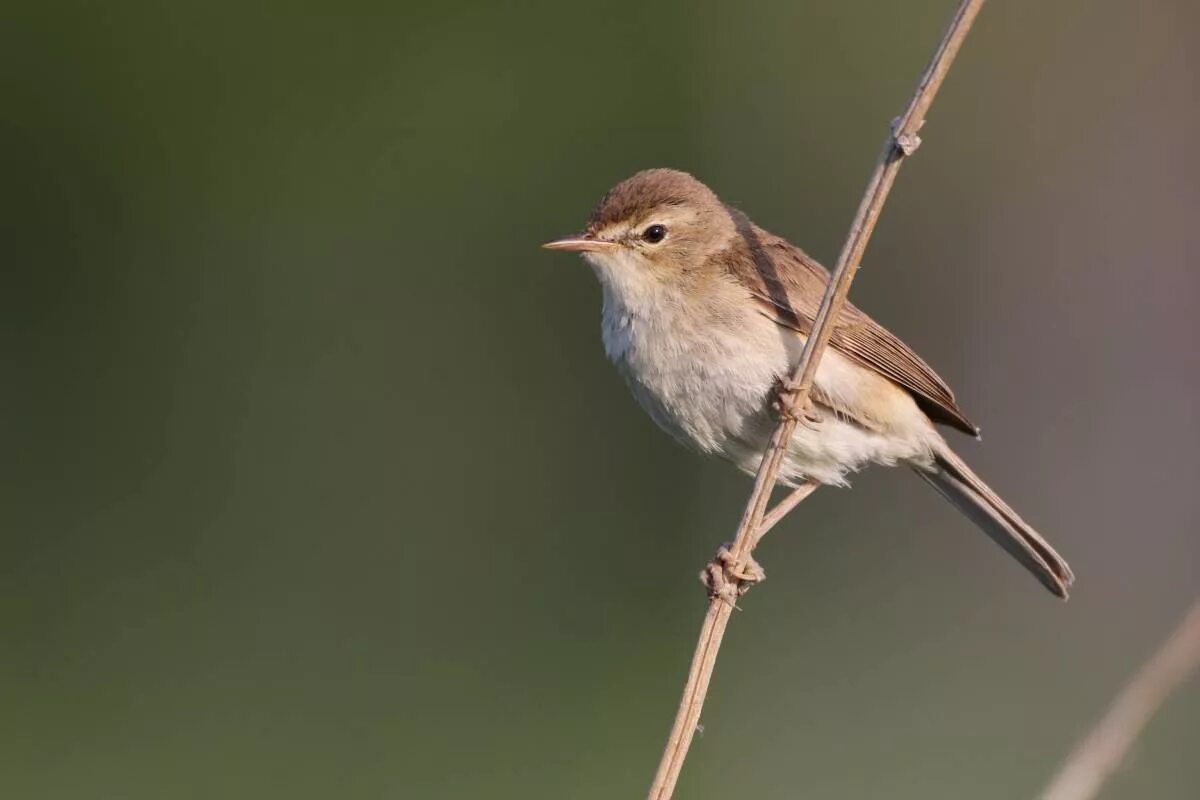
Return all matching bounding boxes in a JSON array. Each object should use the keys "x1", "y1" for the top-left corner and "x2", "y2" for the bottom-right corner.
[{"x1": 915, "y1": 443, "x2": 1074, "y2": 599}]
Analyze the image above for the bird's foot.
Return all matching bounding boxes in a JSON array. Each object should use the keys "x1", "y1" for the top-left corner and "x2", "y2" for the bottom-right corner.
[
  {"x1": 771, "y1": 376, "x2": 822, "y2": 428},
  {"x1": 700, "y1": 544, "x2": 766, "y2": 605}
]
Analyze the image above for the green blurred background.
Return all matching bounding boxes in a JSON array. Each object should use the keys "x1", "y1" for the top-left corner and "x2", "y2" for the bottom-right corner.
[{"x1": 4, "y1": 1, "x2": 1198, "y2": 797}]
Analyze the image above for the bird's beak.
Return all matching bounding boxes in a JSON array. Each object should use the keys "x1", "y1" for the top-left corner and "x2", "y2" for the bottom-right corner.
[{"x1": 541, "y1": 236, "x2": 617, "y2": 253}]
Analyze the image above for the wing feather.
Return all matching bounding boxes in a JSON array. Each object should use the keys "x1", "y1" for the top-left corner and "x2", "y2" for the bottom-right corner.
[{"x1": 719, "y1": 214, "x2": 978, "y2": 436}]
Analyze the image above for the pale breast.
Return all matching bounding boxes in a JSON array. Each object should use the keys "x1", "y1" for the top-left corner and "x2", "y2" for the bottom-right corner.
[
  {"x1": 600, "y1": 280, "x2": 788, "y2": 455},
  {"x1": 596, "y1": 271, "x2": 940, "y2": 486}
]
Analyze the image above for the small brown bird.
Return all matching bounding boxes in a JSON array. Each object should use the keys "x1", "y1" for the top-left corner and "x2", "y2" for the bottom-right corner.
[{"x1": 544, "y1": 168, "x2": 1073, "y2": 598}]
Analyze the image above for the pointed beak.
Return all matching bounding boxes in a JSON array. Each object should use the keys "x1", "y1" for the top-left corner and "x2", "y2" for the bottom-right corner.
[{"x1": 541, "y1": 236, "x2": 618, "y2": 253}]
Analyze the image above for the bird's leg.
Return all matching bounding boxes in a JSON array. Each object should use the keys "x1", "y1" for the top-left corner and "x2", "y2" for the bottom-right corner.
[
  {"x1": 700, "y1": 543, "x2": 766, "y2": 605},
  {"x1": 771, "y1": 375, "x2": 822, "y2": 428}
]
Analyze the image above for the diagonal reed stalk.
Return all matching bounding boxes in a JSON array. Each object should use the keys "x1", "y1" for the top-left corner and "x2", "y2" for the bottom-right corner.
[
  {"x1": 646, "y1": 2, "x2": 990, "y2": 797},
  {"x1": 1039, "y1": 600, "x2": 1200, "y2": 800}
]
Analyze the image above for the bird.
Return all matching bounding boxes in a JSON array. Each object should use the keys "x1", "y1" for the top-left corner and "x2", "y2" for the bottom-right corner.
[{"x1": 543, "y1": 168, "x2": 1073, "y2": 598}]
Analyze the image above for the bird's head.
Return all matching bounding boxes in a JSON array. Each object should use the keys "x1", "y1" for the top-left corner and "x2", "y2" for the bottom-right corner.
[{"x1": 543, "y1": 169, "x2": 737, "y2": 298}]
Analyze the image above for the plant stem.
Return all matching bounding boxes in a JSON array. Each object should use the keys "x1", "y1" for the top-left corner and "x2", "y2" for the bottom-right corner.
[{"x1": 645, "y1": 2, "x2": 989, "y2": 797}]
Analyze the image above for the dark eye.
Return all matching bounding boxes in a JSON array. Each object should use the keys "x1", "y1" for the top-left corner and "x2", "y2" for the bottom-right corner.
[{"x1": 641, "y1": 224, "x2": 667, "y2": 243}]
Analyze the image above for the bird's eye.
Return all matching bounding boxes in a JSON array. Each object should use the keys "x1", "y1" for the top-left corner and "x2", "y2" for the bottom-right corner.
[{"x1": 641, "y1": 224, "x2": 667, "y2": 244}]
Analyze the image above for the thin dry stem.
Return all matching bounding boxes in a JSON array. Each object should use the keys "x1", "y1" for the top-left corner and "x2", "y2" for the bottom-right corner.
[
  {"x1": 1039, "y1": 600, "x2": 1200, "y2": 800},
  {"x1": 753, "y1": 482, "x2": 820, "y2": 550},
  {"x1": 646, "y1": 2, "x2": 989, "y2": 797}
]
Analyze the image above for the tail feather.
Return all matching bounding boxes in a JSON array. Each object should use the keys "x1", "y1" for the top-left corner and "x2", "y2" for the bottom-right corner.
[{"x1": 916, "y1": 444, "x2": 1074, "y2": 599}]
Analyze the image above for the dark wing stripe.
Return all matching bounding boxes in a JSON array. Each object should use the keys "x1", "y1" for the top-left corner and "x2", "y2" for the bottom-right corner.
[{"x1": 833, "y1": 325, "x2": 957, "y2": 407}]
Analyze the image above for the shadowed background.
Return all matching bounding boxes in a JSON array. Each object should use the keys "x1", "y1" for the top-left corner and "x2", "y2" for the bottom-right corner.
[{"x1": 3, "y1": 0, "x2": 1198, "y2": 797}]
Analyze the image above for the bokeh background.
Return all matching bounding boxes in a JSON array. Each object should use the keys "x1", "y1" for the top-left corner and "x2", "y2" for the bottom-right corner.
[{"x1": 4, "y1": 0, "x2": 1198, "y2": 797}]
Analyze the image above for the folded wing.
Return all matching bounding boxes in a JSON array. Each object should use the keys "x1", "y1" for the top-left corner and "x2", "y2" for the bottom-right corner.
[{"x1": 719, "y1": 213, "x2": 979, "y2": 436}]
